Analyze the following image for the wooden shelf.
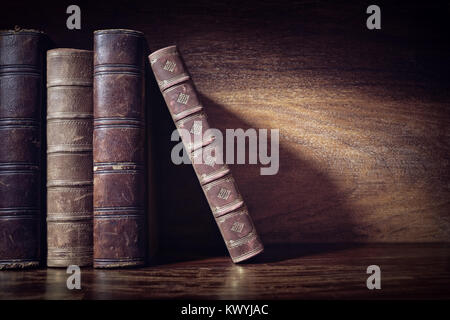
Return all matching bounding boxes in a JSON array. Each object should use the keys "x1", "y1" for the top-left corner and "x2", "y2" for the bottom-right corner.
[{"x1": 1, "y1": 244, "x2": 449, "y2": 299}]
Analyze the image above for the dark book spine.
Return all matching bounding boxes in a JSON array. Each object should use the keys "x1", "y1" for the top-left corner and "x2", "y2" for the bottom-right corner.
[
  {"x1": 149, "y1": 46, "x2": 264, "y2": 263},
  {"x1": 46, "y1": 49, "x2": 93, "y2": 267},
  {"x1": 93, "y1": 29, "x2": 146, "y2": 268},
  {"x1": 0, "y1": 30, "x2": 45, "y2": 269}
]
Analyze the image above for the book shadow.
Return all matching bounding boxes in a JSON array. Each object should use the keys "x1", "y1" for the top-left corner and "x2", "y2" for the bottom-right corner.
[{"x1": 146, "y1": 76, "x2": 365, "y2": 265}]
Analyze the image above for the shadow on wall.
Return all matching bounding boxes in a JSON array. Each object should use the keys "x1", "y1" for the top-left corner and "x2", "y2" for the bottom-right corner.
[{"x1": 146, "y1": 70, "x2": 366, "y2": 264}]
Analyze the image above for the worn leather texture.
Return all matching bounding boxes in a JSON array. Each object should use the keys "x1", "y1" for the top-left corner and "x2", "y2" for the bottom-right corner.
[
  {"x1": 149, "y1": 46, "x2": 264, "y2": 263},
  {"x1": 93, "y1": 29, "x2": 146, "y2": 268},
  {"x1": 0, "y1": 29, "x2": 45, "y2": 269},
  {"x1": 46, "y1": 49, "x2": 93, "y2": 267}
]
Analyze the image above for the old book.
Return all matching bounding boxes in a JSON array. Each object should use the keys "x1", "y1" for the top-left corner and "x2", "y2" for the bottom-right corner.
[
  {"x1": 46, "y1": 49, "x2": 93, "y2": 267},
  {"x1": 0, "y1": 29, "x2": 45, "y2": 269},
  {"x1": 148, "y1": 46, "x2": 264, "y2": 263},
  {"x1": 93, "y1": 29, "x2": 146, "y2": 268}
]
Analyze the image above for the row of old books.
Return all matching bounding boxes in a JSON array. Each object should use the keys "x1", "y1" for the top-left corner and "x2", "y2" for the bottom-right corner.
[{"x1": 0, "y1": 28, "x2": 264, "y2": 269}]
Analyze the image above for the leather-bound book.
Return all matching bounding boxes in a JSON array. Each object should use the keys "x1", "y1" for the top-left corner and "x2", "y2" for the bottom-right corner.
[
  {"x1": 0, "y1": 29, "x2": 45, "y2": 269},
  {"x1": 149, "y1": 46, "x2": 264, "y2": 263},
  {"x1": 46, "y1": 49, "x2": 93, "y2": 267},
  {"x1": 93, "y1": 29, "x2": 146, "y2": 268}
]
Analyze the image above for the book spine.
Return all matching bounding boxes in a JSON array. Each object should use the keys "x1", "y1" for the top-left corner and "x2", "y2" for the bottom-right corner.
[
  {"x1": 0, "y1": 30, "x2": 45, "y2": 269},
  {"x1": 93, "y1": 29, "x2": 146, "y2": 268},
  {"x1": 46, "y1": 49, "x2": 93, "y2": 267},
  {"x1": 148, "y1": 46, "x2": 264, "y2": 263}
]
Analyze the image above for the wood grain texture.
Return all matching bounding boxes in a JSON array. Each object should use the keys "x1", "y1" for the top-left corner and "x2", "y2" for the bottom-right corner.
[
  {"x1": 0, "y1": 244, "x2": 449, "y2": 299},
  {"x1": 1, "y1": 0, "x2": 449, "y2": 251}
]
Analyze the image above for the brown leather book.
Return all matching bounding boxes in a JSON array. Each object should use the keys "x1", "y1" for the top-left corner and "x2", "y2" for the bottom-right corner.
[
  {"x1": 0, "y1": 29, "x2": 45, "y2": 269},
  {"x1": 93, "y1": 29, "x2": 146, "y2": 268},
  {"x1": 149, "y1": 46, "x2": 264, "y2": 263},
  {"x1": 46, "y1": 49, "x2": 93, "y2": 267}
]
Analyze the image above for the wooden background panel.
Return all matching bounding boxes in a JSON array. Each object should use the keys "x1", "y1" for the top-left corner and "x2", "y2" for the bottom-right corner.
[{"x1": 1, "y1": 0, "x2": 449, "y2": 250}]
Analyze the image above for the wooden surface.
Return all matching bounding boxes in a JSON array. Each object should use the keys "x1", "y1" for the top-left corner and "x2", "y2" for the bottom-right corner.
[
  {"x1": 1, "y1": 0, "x2": 449, "y2": 252},
  {"x1": 0, "y1": 244, "x2": 449, "y2": 299}
]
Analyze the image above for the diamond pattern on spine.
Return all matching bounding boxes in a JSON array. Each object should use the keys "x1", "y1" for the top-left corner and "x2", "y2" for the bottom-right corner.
[
  {"x1": 176, "y1": 92, "x2": 190, "y2": 104},
  {"x1": 163, "y1": 60, "x2": 176, "y2": 72},
  {"x1": 217, "y1": 188, "x2": 231, "y2": 200}
]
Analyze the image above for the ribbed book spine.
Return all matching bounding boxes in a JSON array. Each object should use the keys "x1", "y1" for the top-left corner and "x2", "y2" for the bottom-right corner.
[
  {"x1": 149, "y1": 46, "x2": 264, "y2": 263},
  {"x1": 0, "y1": 30, "x2": 45, "y2": 269},
  {"x1": 46, "y1": 49, "x2": 93, "y2": 267},
  {"x1": 93, "y1": 29, "x2": 146, "y2": 268}
]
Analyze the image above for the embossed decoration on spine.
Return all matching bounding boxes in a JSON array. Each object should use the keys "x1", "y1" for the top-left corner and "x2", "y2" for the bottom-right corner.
[
  {"x1": 149, "y1": 46, "x2": 264, "y2": 263},
  {"x1": 46, "y1": 49, "x2": 93, "y2": 267},
  {"x1": 93, "y1": 29, "x2": 146, "y2": 268},
  {"x1": 0, "y1": 30, "x2": 45, "y2": 269}
]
